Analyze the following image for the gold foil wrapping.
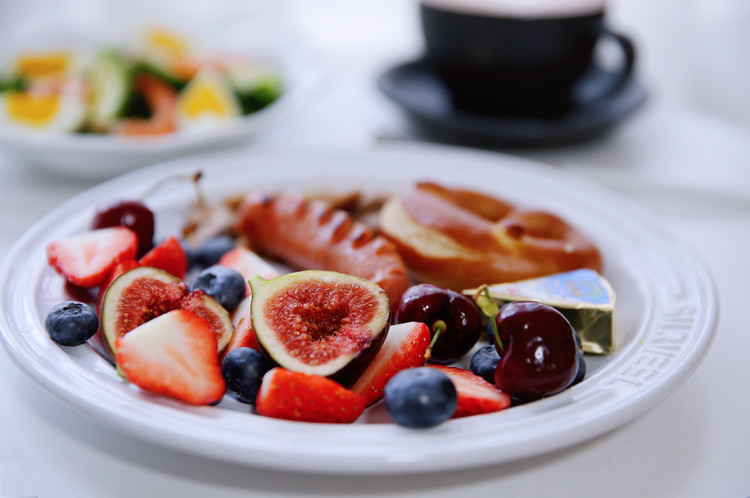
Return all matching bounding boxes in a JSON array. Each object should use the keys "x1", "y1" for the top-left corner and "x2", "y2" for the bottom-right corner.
[{"x1": 464, "y1": 269, "x2": 615, "y2": 354}]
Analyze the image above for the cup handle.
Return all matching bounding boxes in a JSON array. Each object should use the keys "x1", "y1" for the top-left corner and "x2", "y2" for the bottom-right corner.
[
  {"x1": 571, "y1": 28, "x2": 636, "y2": 103},
  {"x1": 600, "y1": 29, "x2": 635, "y2": 89}
]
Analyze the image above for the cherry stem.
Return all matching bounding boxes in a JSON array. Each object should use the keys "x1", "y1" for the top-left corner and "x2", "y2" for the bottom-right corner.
[
  {"x1": 424, "y1": 319, "x2": 446, "y2": 361},
  {"x1": 139, "y1": 171, "x2": 205, "y2": 205},
  {"x1": 473, "y1": 286, "x2": 504, "y2": 352}
]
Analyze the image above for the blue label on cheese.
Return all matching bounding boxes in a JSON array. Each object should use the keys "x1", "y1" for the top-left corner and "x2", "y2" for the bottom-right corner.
[{"x1": 486, "y1": 268, "x2": 613, "y2": 306}]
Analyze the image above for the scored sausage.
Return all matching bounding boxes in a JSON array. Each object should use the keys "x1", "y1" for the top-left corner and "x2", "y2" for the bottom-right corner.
[{"x1": 236, "y1": 191, "x2": 411, "y2": 311}]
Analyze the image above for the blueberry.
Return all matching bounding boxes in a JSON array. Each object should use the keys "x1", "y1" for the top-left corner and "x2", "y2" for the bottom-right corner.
[
  {"x1": 384, "y1": 367, "x2": 457, "y2": 428},
  {"x1": 568, "y1": 333, "x2": 587, "y2": 388},
  {"x1": 470, "y1": 345, "x2": 500, "y2": 384},
  {"x1": 190, "y1": 265, "x2": 245, "y2": 312},
  {"x1": 193, "y1": 235, "x2": 235, "y2": 269},
  {"x1": 45, "y1": 301, "x2": 99, "y2": 346},
  {"x1": 221, "y1": 347, "x2": 271, "y2": 404}
]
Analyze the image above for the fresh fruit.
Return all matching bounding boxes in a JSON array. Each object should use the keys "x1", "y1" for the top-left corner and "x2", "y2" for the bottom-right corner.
[
  {"x1": 256, "y1": 367, "x2": 366, "y2": 423},
  {"x1": 249, "y1": 270, "x2": 390, "y2": 386},
  {"x1": 100, "y1": 265, "x2": 234, "y2": 355},
  {"x1": 220, "y1": 247, "x2": 281, "y2": 357},
  {"x1": 46, "y1": 227, "x2": 139, "y2": 287},
  {"x1": 428, "y1": 365, "x2": 511, "y2": 418},
  {"x1": 384, "y1": 367, "x2": 457, "y2": 428},
  {"x1": 393, "y1": 283, "x2": 482, "y2": 363},
  {"x1": 193, "y1": 235, "x2": 236, "y2": 269},
  {"x1": 221, "y1": 347, "x2": 271, "y2": 404},
  {"x1": 97, "y1": 258, "x2": 140, "y2": 306},
  {"x1": 492, "y1": 301, "x2": 579, "y2": 400},
  {"x1": 115, "y1": 309, "x2": 225, "y2": 405},
  {"x1": 225, "y1": 295, "x2": 260, "y2": 357},
  {"x1": 99, "y1": 266, "x2": 188, "y2": 354},
  {"x1": 218, "y1": 246, "x2": 280, "y2": 295},
  {"x1": 569, "y1": 333, "x2": 587, "y2": 388},
  {"x1": 91, "y1": 200, "x2": 155, "y2": 257},
  {"x1": 350, "y1": 322, "x2": 431, "y2": 406},
  {"x1": 45, "y1": 301, "x2": 99, "y2": 346},
  {"x1": 180, "y1": 289, "x2": 234, "y2": 352},
  {"x1": 469, "y1": 345, "x2": 501, "y2": 384},
  {"x1": 189, "y1": 265, "x2": 245, "y2": 312},
  {"x1": 139, "y1": 235, "x2": 188, "y2": 279}
]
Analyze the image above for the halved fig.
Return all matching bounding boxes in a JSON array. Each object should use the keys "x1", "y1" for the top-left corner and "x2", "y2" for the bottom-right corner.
[
  {"x1": 100, "y1": 266, "x2": 188, "y2": 356},
  {"x1": 100, "y1": 266, "x2": 233, "y2": 357},
  {"x1": 249, "y1": 270, "x2": 390, "y2": 386},
  {"x1": 180, "y1": 289, "x2": 233, "y2": 352}
]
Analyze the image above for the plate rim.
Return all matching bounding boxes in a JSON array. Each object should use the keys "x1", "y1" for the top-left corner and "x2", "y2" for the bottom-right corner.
[{"x1": 0, "y1": 144, "x2": 718, "y2": 474}]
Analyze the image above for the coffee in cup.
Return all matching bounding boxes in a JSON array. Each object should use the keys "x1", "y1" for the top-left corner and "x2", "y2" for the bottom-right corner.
[{"x1": 420, "y1": 0, "x2": 635, "y2": 117}]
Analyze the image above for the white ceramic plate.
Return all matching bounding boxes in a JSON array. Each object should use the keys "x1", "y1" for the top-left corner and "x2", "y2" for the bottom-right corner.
[{"x1": 0, "y1": 145, "x2": 718, "y2": 474}]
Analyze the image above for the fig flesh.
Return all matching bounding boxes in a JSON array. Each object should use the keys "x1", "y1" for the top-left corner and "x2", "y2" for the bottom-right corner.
[
  {"x1": 249, "y1": 270, "x2": 390, "y2": 386},
  {"x1": 100, "y1": 266, "x2": 232, "y2": 357}
]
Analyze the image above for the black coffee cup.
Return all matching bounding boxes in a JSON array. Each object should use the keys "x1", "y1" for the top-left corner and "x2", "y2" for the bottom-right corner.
[{"x1": 420, "y1": 0, "x2": 635, "y2": 117}]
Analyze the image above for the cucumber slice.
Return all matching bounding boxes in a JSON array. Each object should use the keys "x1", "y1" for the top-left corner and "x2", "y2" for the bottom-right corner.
[{"x1": 87, "y1": 49, "x2": 132, "y2": 131}]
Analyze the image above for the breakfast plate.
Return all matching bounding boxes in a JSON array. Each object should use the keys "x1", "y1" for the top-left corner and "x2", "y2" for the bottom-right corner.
[{"x1": 0, "y1": 145, "x2": 717, "y2": 474}]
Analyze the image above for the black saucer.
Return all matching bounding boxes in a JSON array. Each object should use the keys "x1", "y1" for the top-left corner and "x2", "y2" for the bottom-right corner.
[{"x1": 377, "y1": 59, "x2": 647, "y2": 147}]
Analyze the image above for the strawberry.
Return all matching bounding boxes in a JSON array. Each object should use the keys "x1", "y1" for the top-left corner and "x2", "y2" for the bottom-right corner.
[
  {"x1": 219, "y1": 246, "x2": 279, "y2": 296},
  {"x1": 139, "y1": 236, "x2": 188, "y2": 279},
  {"x1": 224, "y1": 295, "x2": 261, "y2": 358},
  {"x1": 46, "y1": 227, "x2": 138, "y2": 288},
  {"x1": 97, "y1": 258, "x2": 140, "y2": 309},
  {"x1": 256, "y1": 368, "x2": 366, "y2": 423},
  {"x1": 350, "y1": 322, "x2": 431, "y2": 406},
  {"x1": 115, "y1": 309, "x2": 225, "y2": 405},
  {"x1": 428, "y1": 365, "x2": 511, "y2": 418},
  {"x1": 220, "y1": 247, "x2": 280, "y2": 356}
]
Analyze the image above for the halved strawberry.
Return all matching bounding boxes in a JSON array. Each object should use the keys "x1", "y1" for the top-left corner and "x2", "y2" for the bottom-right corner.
[
  {"x1": 224, "y1": 295, "x2": 260, "y2": 358},
  {"x1": 139, "y1": 236, "x2": 188, "y2": 279},
  {"x1": 219, "y1": 246, "x2": 279, "y2": 296},
  {"x1": 115, "y1": 309, "x2": 225, "y2": 405},
  {"x1": 220, "y1": 247, "x2": 280, "y2": 357},
  {"x1": 46, "y1": 227, "x2": 138, "y2": 288},
  {"x1": 349, "y1": 322, "x2": 431, "y2": 406},
  {"x1": 428, "y1": 365, "x2": 511, "y2": 418},
  {"x1": 256, "y1": 368, "x2": 366, "y2": 423}
]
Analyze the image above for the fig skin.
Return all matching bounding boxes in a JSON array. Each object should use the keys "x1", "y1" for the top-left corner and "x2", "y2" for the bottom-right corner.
[{"x1": 249, "y1": 270, "x2": 391, "y2": 388}]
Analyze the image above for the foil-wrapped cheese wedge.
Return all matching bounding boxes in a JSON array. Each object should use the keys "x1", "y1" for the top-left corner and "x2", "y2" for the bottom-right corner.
[{"x1": 464, "y1": 269, "x2": 615, "y2": 354}]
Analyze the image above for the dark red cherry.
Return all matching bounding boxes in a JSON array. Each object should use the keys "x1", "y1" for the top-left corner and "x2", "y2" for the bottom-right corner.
[
  {"x1": 493, "y1": 301, "x2": 578, "y2": 400},
  {"x1": 394, "y1": 283, "x2": 482, "y2": 363},
  {"x1": 92, "y1": 200, "x2": 155, "y2": 257}
]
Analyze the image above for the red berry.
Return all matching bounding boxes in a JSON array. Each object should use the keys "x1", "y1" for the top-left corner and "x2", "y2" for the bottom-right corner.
[
  {"x1": 46, "y1": 227, "x2": 138, "y2": 288},
  {"x1": 394, "y1": 283, "x2": 482, "y2": 363},
  {"x1": 92, "y1": 200, "x2": 155, "y2": 257},
  {"x1": 256, "y1": 368, "x2": 366, "y2": 423},
  {"x1": 115, "y1": 309, "x2": 226, "y2": 405},
  {"x1": 493, "y1": 301, "x2": 579, "y2": 400}
]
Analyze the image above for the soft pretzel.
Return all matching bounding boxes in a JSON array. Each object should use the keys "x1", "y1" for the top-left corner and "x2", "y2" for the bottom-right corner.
[{"x1": 378, "y1": 182, "x2": 602, "y2": 290}]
